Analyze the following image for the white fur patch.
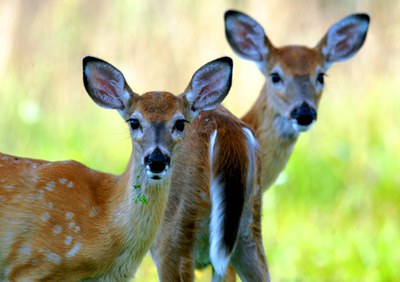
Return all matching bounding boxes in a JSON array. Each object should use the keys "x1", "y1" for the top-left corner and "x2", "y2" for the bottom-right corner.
[
  {"x1": 41, "y1": 212, "x2": 51, "y2": 222},
  {"x1": 209, "y1": 130, "x2": 218, "y2": 164},
  {"x1": 20, "y1": 244, "x2": 32, "y2": 256},
  {"x1": 45, "y1": 202, "x2": 54, "y2": 210},
  {"x1": 65, "y1": 212, "x2": 74, "y2": 220},
  {"x1": 291, "y1": 119, "x2": 315, "y2": 132},
  {"x1": 45, "y1": 181, "x2": 56, "y2": 191},
  {"x1": 59, "y1": 178, "x2": 67, "y2": 185},
  {"x1": 53, "y1": 225, "x2": 63, "y2": 235},
  {"x1": 208, "y1": 129, "x2": 230, "y2": 276},
  {"x1": 65, "y1": 235, "x2": 73, "y2": 246},
  {"x1": 242, "y1": 127, "x2": 259, "y2": 200},
  {"x1": 242, "y1": 128, "x2": 259, "y2": 151},
  {"x1": 66, "y1": 243, "x2": 81, "y2": 258},
  {"x1": 47, "y1": 252, "x2": 62, "y2": 264},
  {"x1": 209, "y1": 177, "x2": 230, "y2": 276}
]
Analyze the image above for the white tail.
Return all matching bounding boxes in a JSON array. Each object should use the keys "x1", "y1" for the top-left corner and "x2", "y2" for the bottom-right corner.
[{"x1": 0, "y1": 56, "x2": 233, "y2": 281}]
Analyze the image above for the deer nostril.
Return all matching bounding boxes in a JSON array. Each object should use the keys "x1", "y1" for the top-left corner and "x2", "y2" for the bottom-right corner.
[
  {"x1": 149, "y1": 161, "x2": 167, "y2": 173},
  {"x1": 144, "y1": 148, "x2": 171, "y2": 173},
  {"x1": 296, "y1": 115, "x2": 314, "y2": 126},
  {"x1": 290, "y1": 103, "x2": 317, "y2": 126}
]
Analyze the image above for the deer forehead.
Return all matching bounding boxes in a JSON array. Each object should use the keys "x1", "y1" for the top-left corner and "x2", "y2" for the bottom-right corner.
[
  {"x1": 271, "y1": 46, "x2": 324, "y2": 76},
  {"x1": 132, "y1": 92, "x2": 185, "y2": 122}
]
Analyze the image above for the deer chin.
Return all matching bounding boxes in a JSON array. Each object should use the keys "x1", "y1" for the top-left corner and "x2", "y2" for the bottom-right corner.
[{"x1": 291, "y1": 119, "x2": 315, "y2": 133}]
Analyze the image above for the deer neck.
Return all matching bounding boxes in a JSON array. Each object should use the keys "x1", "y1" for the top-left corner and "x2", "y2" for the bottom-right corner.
[
  {"x1": 105, "y1": 154, "x2": 171, "y2": 277},
  {"x1": 242, "y1": 83, "x2": 299, "y2": 189}
]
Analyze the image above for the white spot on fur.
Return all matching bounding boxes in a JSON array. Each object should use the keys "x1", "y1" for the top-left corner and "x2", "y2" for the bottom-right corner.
[
  {"x1": 1, "y1": 156, "x2": 9, "y2": 160},
  {"x1": 47, "y1": 252, "x2": 62, "y2": 264},
  {"x1": 59, "y1": 178, "x2": 67, "y2": 185},
  {"x1": 65, "y1": 212, "x2": 74, "y2": 220},
  {"x1": 45, "y1": 181, "x2": 56, "y2": 191},
  {"x1": 36, "y1": 189, "x2": 45, "y2": 200},
  {"x1": 45, "y1": 202, "x2": 54, "y2": 210},
  {"x1": 53, "y1": 225, "x2": 63, "y2": 235},
  {"x1": 68, "y1": 222, "x2": 76, "y2": 229},
  {"x1": 32, "y1": 173, "x2": 39, "y2": 183},
  {"x1": 65, "y1": 235, "x2": 73, "y2": 246},
  {"x1": 67, "y1": 181, "x2": 74, "y2": 189},
  {"x1": 66, "y1": 243, "x2": 81, "y2": 258},
  {"x1": 32, "y1": 163, "x2": 38, "y2": 169},
  {"x1": 73, "y1": 225, "x2": 81, "y2": 233},
  {"x1": 41, "y1": 212, "x2": 51, "y2": 222},
  {"x1": 20, "y1": 244, "x2": 32, "y2": 256}
]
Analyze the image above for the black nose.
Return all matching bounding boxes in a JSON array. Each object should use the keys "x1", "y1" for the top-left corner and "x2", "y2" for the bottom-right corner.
[
  {"x1": 290, "y1": 102, "x2": 317, "y2": 126},
  {"x1": 144, "y1": 148, "x2": 171, "y2": 173}
]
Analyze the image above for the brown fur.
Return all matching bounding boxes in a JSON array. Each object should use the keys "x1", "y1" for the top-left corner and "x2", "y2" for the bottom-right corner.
[
  {"x1": 152, "y1": 11, "x2": 369, "y2": 282},
  {"x1": 221, "y1": 10, "x2": 369, "y2": 281},
  {"x1": 0, "y1": 55, "x2": 234, "y2": 281},
  {"x1": 0, "y1": 91, "x2": 191, "y2": 281},
  {"x1": 151, "y1": 106, "x2": 269, "y2": 281}
]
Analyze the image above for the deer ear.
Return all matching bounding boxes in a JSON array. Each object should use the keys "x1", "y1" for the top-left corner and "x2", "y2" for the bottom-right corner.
[
  {"x1": 83, "y1": 56, "x2": 138, "y2": 111},
  {"x1": 183, "y1": 57, "x2": 233, "y2": 116},
  {"x1": 316, "y1": 14, "x2": 370, "y2": 64},
  {"x1": 224, "y1": 10, "x2": 271, "y2": 62}
]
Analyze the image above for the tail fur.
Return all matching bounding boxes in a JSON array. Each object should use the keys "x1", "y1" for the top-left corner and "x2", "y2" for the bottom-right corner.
[{"x1": 209, "y1": 127, "x2": 259, "y2": 276}]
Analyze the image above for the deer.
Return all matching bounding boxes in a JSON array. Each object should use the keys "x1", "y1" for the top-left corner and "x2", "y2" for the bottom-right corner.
[
  {"x1": 225, "y1": 10, "x2": 370, "y2": 192},
  {"x1": 0, "y1": 55, "x2": 233, "y2": 281},
  {"x1": 151, "y1": 10, "x2": 370, "y2": 282}
]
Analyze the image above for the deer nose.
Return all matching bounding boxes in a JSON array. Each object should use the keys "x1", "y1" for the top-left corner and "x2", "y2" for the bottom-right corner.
[
  {"x1": 144, "y1": 148, "x2": 171, "y2": 174},
  {"x1": 290, "y1": 102, "x2": 317, "y2": 126}
]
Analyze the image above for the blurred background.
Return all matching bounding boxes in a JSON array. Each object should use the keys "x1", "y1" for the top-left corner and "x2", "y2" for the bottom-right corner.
[{"x1": 0, "y1": 0, "x2": 399, "y2": 281}]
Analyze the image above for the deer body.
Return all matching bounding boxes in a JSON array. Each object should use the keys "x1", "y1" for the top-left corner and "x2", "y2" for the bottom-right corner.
[
  {"x1": 152, "y1": 101, "x2": 269, "y2": 281},
  {"x1": 0, "y1": 56, "x2": 233, "y2": 281},
  {"x1": 152, "y1": 10, "x2": 370, "y2": 282},
  {"x1": 0, "y1": 154, "x2": 169, "y2": 281},
  {"x1": 203, "y1": 10, "x2": 369, "y2": 282}
]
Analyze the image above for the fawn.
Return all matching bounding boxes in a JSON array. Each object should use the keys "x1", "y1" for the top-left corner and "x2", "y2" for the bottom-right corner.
[
  {"x1": 225, "y1": 11, "x2": 370, "y2": 190},
  {"x1": 0, "y1": 56, "x2": 233, "y2": 281},
  {"x1": 151, "y1": 10, "x2": 369, "y2": 282}
]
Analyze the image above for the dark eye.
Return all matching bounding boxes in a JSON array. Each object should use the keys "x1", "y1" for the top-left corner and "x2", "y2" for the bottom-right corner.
[
  {"x1": 128, "y1": 118, "x2": 141, "y2": 130},
  {"x1": 317, "y1": 73, "x2": 325, "y2": 84},
  {"x1": 270, "y1": 72, "x2": 282, "y2": 84},
  {"x1": 174, "y1": 119, "x2": 189, "y2": 132}
]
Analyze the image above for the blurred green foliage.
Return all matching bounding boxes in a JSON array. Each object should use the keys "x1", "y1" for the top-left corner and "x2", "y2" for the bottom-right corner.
[{"x1": 0, "y1": 0, "x2": 399, "y2": 281}]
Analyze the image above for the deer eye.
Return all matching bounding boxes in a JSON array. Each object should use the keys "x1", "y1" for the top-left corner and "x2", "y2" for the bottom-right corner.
[
  {"x1": 270, "y1": 72, "x2": 282, "y2": 84},
  {"x1": 174, "y1": 119, "x2": 189, "y2": 132},
  {"x1": 127, "y1": 118, "x2": 141, "y2": 130},
  {"x1": 317, "y1": 73, "x2": 325, "y2": 84}
]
